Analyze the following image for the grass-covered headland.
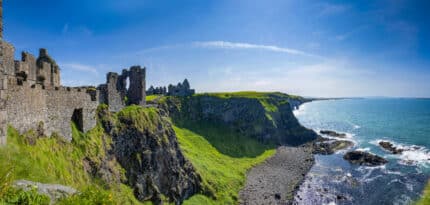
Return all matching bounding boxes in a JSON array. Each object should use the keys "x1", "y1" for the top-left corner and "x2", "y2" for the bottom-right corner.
[{"x1": 0, "y1": 92, "x2": 314, "y2": 204}]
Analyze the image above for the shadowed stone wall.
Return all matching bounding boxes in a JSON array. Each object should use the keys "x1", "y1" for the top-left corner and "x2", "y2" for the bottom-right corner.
[
  {"x1": 6, "y1": 82, "x2": 98, "y2": 141},
  {"x1": 127, "y1": 66, "x2": 146, "y2": 106}
]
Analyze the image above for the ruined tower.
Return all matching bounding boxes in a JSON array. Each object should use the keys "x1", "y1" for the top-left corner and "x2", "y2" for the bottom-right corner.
[{"x1": 127, "y1": 66, "x2": 146, "y2": 106}]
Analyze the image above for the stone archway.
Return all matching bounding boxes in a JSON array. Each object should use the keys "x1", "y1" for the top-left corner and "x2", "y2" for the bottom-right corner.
[{"x1": 71, "y1": 108, "x2": 84, "y2": 132}]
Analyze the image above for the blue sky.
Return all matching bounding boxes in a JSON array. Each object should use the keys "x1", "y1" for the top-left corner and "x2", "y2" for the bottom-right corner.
[{"x1": 4, "y1": 0, "x2": 430, "y2": 97}]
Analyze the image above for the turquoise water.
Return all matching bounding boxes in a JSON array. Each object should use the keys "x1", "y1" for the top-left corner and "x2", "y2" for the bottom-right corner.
[{"x1": 294, "y1": 98, "x2": 430, "y2": 205}]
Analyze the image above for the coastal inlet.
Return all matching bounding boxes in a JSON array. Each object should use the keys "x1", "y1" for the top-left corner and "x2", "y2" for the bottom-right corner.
[{"x1": 293, "y1": 99, "x2": 430, "y2": 205}]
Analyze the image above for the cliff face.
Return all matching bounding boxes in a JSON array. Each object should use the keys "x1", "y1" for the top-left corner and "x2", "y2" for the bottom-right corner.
[
  {"x1": 162, "y1": 92, "x2": 317, "y2": 146},
  {"x1": 98, "y1": 105, "x2": 201, "y2": 204}
]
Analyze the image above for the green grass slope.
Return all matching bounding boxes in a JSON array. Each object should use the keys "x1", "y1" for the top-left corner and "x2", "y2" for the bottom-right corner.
[
  {"x1": 0, "y1": 124, "x2": 143, "y2": 204},
  {"x1": 174, "y1": 126, "x2": 275, "y2": 205},
  {"x1": 195, "y1": 91, "x2": 304, "y2": 112},
  {"x1": 163, "y1": 91, "x2": 316, "y2": 157}
]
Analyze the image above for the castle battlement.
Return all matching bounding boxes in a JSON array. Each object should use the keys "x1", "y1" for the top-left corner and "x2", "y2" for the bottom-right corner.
[{"x1": 0, "y1": 1, "x2": 146, "y2": 144}]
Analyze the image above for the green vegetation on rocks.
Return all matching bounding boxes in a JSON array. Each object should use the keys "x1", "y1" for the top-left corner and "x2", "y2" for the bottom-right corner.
[
  {"x1": 158, "y1": 92, "x2": 313, "y2": 204},
  {"x1": 101, "y1": 105, "x2": 202, "y2": 204},
  {"x1": 162, "y1": 92, "x2": 317, "y2": 152},
  {"x1": 0, "y1": 91, "x2": 314, "y2": 205},
  {"x1": 146, "y1": 95, "x2": 161, "y2": 102},
  {"x1": 174, "y1": 126, "x2": 275, "y2": 205},
  {"x1": 0, "y1": 117, "x2": 143, "y2": 204},
  {"x1": 195, "y1": 91, "x2": 304, "y2": 112}
]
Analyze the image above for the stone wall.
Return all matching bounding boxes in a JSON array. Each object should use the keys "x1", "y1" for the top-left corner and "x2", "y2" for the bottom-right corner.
[
  {"x1": 45, "y1": 87, "x2": 98, "y2": 140},
  {"x1": 0, "y1": 75, "x2": 7, "y2": 145},
  {"x1": 21, "y1": 52, "x2": 37, "y2": 83},
  {"x1": 2, "y1": 41, "x2": 15, "y2": 75},
  {"x1": 5, "y1": 83, "x2": 99, "y2": 141},
  {"x1": 100, "y1": 72, "x2": 126, "y2": 112}
]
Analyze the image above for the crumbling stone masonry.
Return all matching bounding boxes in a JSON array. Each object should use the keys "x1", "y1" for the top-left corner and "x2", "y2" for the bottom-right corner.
[
  {"x1": 167, "y1": 79, "x2": 195, "y2": 96},
  {"x1": 0, "y1": 1, "x2": 146, "y2": 144},
  {"x1": 98, "y1": 66, "x2": 146, "y2": 112},
  {"x1": 147, "y1": 79, "x2": 195, "y2": 97}
]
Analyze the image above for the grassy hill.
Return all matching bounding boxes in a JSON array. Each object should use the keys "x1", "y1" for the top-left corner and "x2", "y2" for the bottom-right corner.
[
  {"x1": 0, "y1": 92, "x2": 311, "y2": 204},
  {"x1": 0, "y1": 124, "x2": 141, "y2": 204},
  {"x1": 174, "y1": 126, "x2": 275, "y2": 205},
  {"x1": 162, "y1": 92, "x2": 317, "y2": 153}
]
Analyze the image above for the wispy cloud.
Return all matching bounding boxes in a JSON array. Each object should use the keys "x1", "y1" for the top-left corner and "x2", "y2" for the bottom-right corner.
[
  {"x1": 61, "y1": 63, "x2": 99, "y2": 75},
  {"x1": 335, "y1": 25, "x2": 369, "y2": 41},
  {"x1": 60, "y1": 24, "x2": 93, "y2": 36},
  {"x1": 62, "y1": 23, "x2": 69, "y2": 34},
  {"x1": 193, "y1": 41, "x2": 320, "y2": 58}
]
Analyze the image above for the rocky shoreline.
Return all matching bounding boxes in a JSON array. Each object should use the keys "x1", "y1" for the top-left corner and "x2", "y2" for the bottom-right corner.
[
  {"x1": 239, "y1": 145, "x2": 315, "y2": 205},
  {"x1": 238, "y1": 127, "x2": 389, "y2": 204}
]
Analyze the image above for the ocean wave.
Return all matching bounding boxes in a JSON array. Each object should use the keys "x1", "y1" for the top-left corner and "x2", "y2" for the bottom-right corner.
[
  {"x1": 355, "y1": 147, "x2": 371, "y2": 152},
  {"x1": 315, "y1": 128, "x2": 357, "y2": 143},
  {"x1": 346, "y1": 120, "x2": 361, "y2": 130},
  {"x1": 382, "y1": 169, "x2": 405, "y2": 176},
  {"x1": 293, "y1": 104, "x2": 306, "y2": 116},
  {"x1": 393, "y1": 194, "x2": 413, "y2": 205},
  {"x1": 355, "y1": 165, "x2": 386, "y2": 183},
  {"x1": 373, "y1": 139, "x2": 430, "y2": 166},
  {"x1": 388, "y1": 179, "x2": 414, "y2": 191}
]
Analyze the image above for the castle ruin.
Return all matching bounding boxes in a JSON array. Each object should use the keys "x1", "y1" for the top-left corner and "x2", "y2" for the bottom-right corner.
[
  {"x1": 0, "y1": 1, "x2": 146, "y2": 144},
  {"x1": 147, "y1": 79, "x2": 195, "y2": 97}
]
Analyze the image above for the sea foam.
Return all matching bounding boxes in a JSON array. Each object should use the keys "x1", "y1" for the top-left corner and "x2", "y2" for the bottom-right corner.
[{"x1": 374, "y1": 139, "x2": 430, "y2": 166}]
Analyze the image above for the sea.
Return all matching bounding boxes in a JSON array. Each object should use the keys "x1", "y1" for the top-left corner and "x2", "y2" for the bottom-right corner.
[{"x1": 293, "y1": 98, "x2": 430, "y2": 205}]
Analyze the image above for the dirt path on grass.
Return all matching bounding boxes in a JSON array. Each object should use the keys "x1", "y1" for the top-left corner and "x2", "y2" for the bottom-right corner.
[{"x1": 239, "y1": 145, "x2": 314, "y2": 205}]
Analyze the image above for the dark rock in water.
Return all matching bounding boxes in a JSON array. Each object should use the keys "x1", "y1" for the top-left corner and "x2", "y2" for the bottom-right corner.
[
  {"x1": 343, "y1": 151, "x2": 388, "y2": 166},
  {"x1": 379, "y1": 141, "x2": 404, "y2": 154},
  {"x1": 320, "y1": 130, "x2": 347, "y2": 138},
  {"x1": 337, "y1": 195, "x2": 347, "y2": 201},
  {"x1": 274, "y1": 193, "x2": 281, "y2": 200},
  {"x1": 313, "y1": 137, "x2": 354, "y2": 155}
]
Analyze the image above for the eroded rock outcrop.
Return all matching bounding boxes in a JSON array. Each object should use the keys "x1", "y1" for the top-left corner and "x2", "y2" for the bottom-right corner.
[
  {"x1": 98, "y1": 105, "x2": 202, "y2": 204},
  {"x1": 379, "y1": 141, "x2": 404, "y2": 154},
  {"x1": 161, "y1": 93, "x2": 318, "y2": 146},
  {"x1": 320, "y1": 130, "x2": 347, "y2": 138},
  {"x1": 313, "y1": 137, "x2": 354, "y2": 155},
  {"x1": 343, "y1": 151, "x2": 388, "y2": 166}
]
